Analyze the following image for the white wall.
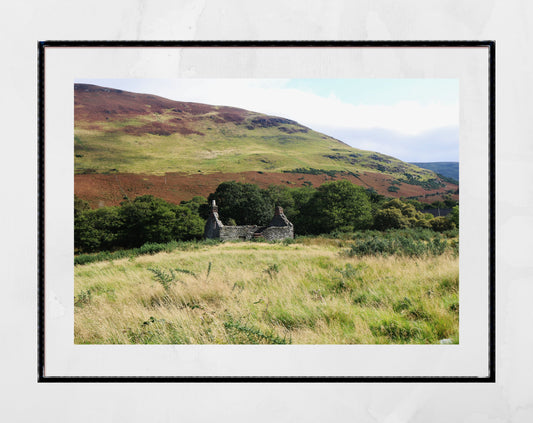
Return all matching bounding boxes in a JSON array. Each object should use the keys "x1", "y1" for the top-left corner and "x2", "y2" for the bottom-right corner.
[{"x1": 1, "y1": 1, "x2": 532, "y2": 421}]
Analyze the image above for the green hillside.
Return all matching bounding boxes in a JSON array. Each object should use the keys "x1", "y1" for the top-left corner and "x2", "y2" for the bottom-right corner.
[{"x1": 74, "y1": 84, "x2": 435, "y2": 181}]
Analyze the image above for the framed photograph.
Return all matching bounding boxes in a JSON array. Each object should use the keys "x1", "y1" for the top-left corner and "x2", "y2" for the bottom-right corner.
[{"x1": 39, "y1": 41, "x2": 494, "y2": 381}]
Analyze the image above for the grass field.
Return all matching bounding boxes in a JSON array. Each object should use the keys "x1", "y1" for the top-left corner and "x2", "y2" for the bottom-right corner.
[{"x1": 74, "y1": 234, "x2": 459, "y2": 345}]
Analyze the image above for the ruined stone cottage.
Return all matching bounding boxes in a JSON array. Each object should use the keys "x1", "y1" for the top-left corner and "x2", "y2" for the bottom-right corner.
[{"x1": 204, "y1": 200, "x2": 294, "y2": 241}]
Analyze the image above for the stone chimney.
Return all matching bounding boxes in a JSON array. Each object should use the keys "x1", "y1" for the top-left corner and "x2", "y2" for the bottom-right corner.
[
  {"x1": 269, "y1": 205, "x2": 292, "y2": 227},
  {"x1": 204, "y1": 199, "x2": 223, "y2": 239}
]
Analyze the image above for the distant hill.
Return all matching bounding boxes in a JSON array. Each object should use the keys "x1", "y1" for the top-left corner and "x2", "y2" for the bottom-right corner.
[
  {"x1": 410, "y1": 162, "x2": 459, "y2": 182},
  {"x1": 74, "y1": 84, "x2": 458, "y2": 206}
]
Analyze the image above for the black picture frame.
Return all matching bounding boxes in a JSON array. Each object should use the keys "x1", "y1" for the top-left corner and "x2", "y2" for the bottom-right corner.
[{"x1": 38, "y1": 40, "x2": 495, "y2": 383}]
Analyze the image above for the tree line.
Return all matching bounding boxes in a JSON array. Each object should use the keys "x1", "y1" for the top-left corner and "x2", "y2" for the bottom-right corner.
[
  {"x1": 75, "y1": 195, "x2": 204, "y2": 253},
  {"x1": 75, "y1": 180, "x2": 458, "y2": 253}
]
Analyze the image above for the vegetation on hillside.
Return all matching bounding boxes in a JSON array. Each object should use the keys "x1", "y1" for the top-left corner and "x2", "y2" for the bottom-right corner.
[{"x1": 74, "y1": 84, "x2": 438, "y2": 182}]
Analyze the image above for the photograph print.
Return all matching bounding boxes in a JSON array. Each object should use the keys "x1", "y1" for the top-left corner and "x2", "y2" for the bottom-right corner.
[
  {"x1": 40, "y1": 43, "x2": 492, "y2": 379},
  {"x1": 73, "y1": 77, "x2": 460, "y2": 346}
]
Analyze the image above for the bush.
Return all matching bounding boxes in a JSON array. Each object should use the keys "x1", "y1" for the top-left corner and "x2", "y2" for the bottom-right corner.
[
  {"x1": 344, "y1": 230, "x2": 452, "y2": 258},
  {"x1": 430, "y1": 216, "x2": 456, "y2": 232},
  {"x1": 373, "y1": 199, "x2": 434, "y2": 231},
  {"x1": 373, "y1": 208, "x2": 409, "y2": 230}
]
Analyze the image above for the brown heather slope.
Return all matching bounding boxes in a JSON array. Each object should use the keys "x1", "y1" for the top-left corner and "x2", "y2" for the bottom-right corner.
[
  {"x1": 75, "y1": 83, "x2": 250, "y2": 124},
  {"x1": 75, "y1": 171, "x2": 458, "y2": 208},
  {"x1": 75, "y1": 83, "x2": 293, "y2": 138}
]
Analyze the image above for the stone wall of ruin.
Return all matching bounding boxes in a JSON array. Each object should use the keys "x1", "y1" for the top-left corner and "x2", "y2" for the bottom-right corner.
[
  {"x1": 219, "y1": 225, "x2": 262, "y2": 241},
  {"x1": 260, "y1": 226, "x2": 294, "y2": 241},
  {"x1": 204, "y1": 202, "x2": 293, "y2": 241}
]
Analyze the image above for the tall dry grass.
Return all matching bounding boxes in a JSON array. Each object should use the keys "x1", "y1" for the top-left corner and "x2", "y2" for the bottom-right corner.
[{"x1": 74, "y1": 238, "x2": 458, "y2": 344}]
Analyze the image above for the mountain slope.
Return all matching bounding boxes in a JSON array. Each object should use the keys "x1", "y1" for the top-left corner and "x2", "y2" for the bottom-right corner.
[
  {"x1": 75, "y1": 84, "x2": 431, "y2": 178},
  {"x1": 74, "y1": 84, "x2": 458, "y2": 206}
]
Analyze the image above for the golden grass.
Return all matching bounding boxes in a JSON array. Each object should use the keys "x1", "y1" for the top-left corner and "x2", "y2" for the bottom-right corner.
[{"x1": 74, "y1": 241, "x2": 458, "y2": 344}]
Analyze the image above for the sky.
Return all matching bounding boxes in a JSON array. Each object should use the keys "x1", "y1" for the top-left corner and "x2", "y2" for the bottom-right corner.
[{"x1": 76, "y1": 78, "x2": 459, "y2": 162}]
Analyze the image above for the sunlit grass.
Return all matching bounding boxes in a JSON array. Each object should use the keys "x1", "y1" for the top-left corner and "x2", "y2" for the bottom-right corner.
[
  {"x1": 74, "y1": 114, "x2": 435, "y2": 179},
  {"x1": 74, "y1": 238, "x2": 458, "y2": 344}
]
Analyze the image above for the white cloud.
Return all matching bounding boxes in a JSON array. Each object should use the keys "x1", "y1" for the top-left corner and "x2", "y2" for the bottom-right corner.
[
  {"x1": 155, "y1": 80, "x2": 458, "y2": 137},
  {"x1": 316, "y1": 126, "x2": 460, "y2": 162}
]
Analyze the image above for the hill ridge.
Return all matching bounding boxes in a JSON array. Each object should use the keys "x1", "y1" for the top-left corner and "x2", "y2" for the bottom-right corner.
[{"x1": 74, "y1": 84, "x2": 458, "y2": 206}]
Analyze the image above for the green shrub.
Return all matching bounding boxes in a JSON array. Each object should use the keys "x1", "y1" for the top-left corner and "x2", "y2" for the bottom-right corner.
[
  {"x1": 74, "y1": 289, "x2": 92, "y2": 307},
  {"x1": 430, "y1": 216, "x2": 456, "y2": 232},
  {"x1": 344, "y1": 229, "x2": 454, "y2": 258},
  {"x1": 373, "y1": 199, "x2": 435, "y2": 231},
  {"x1": 373, "y1": 208, "x2": 409, "y2": 230},
  {"x1": 264, "y1": 263, "x2": 280, "y2": 278}
]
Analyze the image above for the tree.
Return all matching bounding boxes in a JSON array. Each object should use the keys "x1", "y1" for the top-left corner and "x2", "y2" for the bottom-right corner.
[
  {"x1": 74, "y1": 195, "x2": 90, "y2": 218},
  {"x1": 448, "y1": 205, "x2": 459, "y2": 228},
  {"x1": 404, "y1": 198, "x2": 425, "y2": 211},
  {"x1": 180, "y1": 196, "x2": 207, "y2": 214},
  {"x1": 266, "y1": 185, "x2": 296, "y2": 218},
  {"x1": 430, "y1": 216, "x2": 456, "y2": 232},
  {"x1": 301, "y1": 180, "x2": 373, "y2": 234},
  {"x1": 443, "y1": 197, "x2": 458, "y2": 208},
  {"x1": 207, "y1": 181, "x2": 274, "y2": 225},
  {"x1": 366, "y1": 187, "x2": 385, "y2": 204},
  {"x1": 74, "y1": 206, "x2": 122, "y2": 252},
  {"x1": 74, "y1": 195, "x2": 206, "y2": 253},
  {"x1": 287, "y1": 186, "x2": 315, "y2": 230},
  {"x1": 173, "y1": 205, "x2": 205, "y2": 240},
  {"x1": 430, "y1": 200, "x2": 446, "y2": 210},
  {"x1": 119, "y1": 195, "x2": 180, "y2": 247},
  {"x1": 74, "y1": 211, "x2": 101, "y2": 253}
]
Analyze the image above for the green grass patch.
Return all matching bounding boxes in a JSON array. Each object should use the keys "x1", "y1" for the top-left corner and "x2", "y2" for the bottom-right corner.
[{"x1": 74, "y1": 235, "x2": 458, "y2": 345}]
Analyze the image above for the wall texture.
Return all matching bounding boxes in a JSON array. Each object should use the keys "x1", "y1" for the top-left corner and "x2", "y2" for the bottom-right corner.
[
  {"x1": 204, "y1": 204, "x2": 294, "y2": 241},
  {"x1": 219, "y1": 225, "x2": 261, "y2": 241}
]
